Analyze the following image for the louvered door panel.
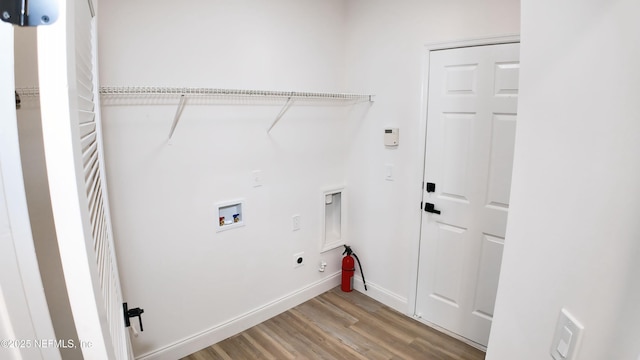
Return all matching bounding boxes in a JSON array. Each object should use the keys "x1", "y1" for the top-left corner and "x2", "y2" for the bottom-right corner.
[
  {"x1": 79, "y1": 10, "x2": 129, "y2": 360},
  {"x1": 37, "y1": 0, "x2": 131, "y2": 358}
]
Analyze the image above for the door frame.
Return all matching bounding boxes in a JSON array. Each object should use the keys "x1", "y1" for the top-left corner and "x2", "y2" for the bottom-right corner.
[
  {"x1": 407, "y1": 34, "x2": 520, "y2": 348},
  {"x1": 0, "y1": 23, "x2": 61, "y2": 359}
]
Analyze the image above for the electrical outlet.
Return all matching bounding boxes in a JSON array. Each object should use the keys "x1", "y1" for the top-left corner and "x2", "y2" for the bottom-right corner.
[
  {"x1": 292, "y1": 215, "x2": 301, "y2": 231},
  {"x1": 293, "y1": 252, "x2": 304, "y2": 268}
]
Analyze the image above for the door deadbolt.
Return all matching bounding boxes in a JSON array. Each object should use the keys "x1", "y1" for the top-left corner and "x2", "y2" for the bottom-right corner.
[{"x1": 426, "y1": 182, "x2": 436, "y2": 193}]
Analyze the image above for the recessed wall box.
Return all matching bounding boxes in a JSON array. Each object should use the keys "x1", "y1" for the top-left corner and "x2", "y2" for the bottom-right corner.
[
  {"x1": 321, "y1": 187, "x2": 346, "y2": 252},
  {"x1": 384, "y1": 128, "x2": 399, "y2": 146},
  {"x1": 216, "y1": 199, "x2": 245, "y2": 232}
]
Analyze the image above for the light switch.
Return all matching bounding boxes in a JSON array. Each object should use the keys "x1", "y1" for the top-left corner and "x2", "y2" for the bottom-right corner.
[
  {"x1": 252, "y1": 170, "x2": 262, "y2": 187},
  {"x1": 292, "y1": 215, "x2": 301, "y2": 231},
  {"x1": 385, "y1": 164, "x2": 394, "y2": 181},
  {"x1": 551, "y1": 308, "x2": 583, "y2": 360},
  {"x1": 556, "y1": 326, "x2": 573, "y2": 357}
]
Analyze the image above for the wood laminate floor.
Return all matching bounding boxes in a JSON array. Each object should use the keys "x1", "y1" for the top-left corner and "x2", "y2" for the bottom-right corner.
[{"x1": 181, "y1": 287, "x2": 485, "y2": 360}]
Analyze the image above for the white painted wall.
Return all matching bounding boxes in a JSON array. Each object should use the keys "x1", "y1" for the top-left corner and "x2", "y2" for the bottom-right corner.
[
  {"x1": 98, "y1": 1, "x2": 357, "y2": 358},
  {"x1": 487, "y1": 0, "x2": 640, "y2": 359},
  {"x1": 98, "y1": 0, "x2": 523, "y2": 356},
  {"x1": 342, "y1": 0, "x2": 520, "y2": 309}
]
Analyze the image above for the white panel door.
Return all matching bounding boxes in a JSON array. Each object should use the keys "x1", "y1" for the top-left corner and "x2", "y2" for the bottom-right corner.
[
  {"x1": 416, "y1": 43, "x2": 519, "y2": 347},
  {"x1": 37, "y1": 0, "x2": 132, "y2": 358}
]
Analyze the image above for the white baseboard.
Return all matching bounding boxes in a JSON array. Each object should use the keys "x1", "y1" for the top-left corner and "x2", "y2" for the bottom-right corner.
[
  {"x1": 136, "y1": 272, "x2": 341, "y2": 360},
  {"x1": 352, "y1": 276, "x2": 409, "y2": 314},
  {"x1": 413, "y1": 316, "x2": 487, "y2": 352},
  {"x1": 351, "y1": 278, "x2": 485, "y2": 352}
]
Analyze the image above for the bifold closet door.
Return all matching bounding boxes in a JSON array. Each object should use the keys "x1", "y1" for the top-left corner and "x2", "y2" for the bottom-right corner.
[{"x1": 37, "y1": 0, "x2": 133, "y2": 358}]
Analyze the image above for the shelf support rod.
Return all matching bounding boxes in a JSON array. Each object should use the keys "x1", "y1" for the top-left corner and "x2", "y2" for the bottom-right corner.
[
  {"x1": 267, "y1": 97, "x2": 294, "y2": 133},
  {"x1": 168, "y1": 95, "x2": 187, "y2": 140}
]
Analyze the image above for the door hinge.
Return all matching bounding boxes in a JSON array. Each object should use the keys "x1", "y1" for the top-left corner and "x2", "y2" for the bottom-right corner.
[
  {"x1": 15, "y1": 90, "x2": 20, "y2": 109},
  {"x1": 1, "y1": 0, "x2": 58, "y2": 26},
  {"x1": 123, "y1": 302, "x2": 145, "y2": 331}
]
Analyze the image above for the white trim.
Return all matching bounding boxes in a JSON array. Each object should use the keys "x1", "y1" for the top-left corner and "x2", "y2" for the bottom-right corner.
[
  {"x1": 410, "y1": 34, "x2": 521, "y2": 316},
  {"x1": 353, "y1": 274, "x2": 485, "y2": 352},
  {"x1": 352, "y1": 277, "x2": 408, "y2": 314},
  {"x1": 136, "y1": 272, "x2": 341, "y2": 360},
  {"x1": 414, "y1": 315, "x2": 487, "y2": 352},
  {"x1": 0, "y1": 22, "x2": 61, "y2": 360},
  {"x1": 423, "y1": 34, "x2": 520, "y2": 52}
]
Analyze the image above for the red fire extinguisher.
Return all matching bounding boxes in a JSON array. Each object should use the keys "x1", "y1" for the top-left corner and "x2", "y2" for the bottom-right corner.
[{"x1": 341, "y1": 245, "x2": 367, "y2": 292}]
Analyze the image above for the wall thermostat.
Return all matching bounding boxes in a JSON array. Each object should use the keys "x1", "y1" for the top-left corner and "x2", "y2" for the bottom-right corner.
[{"x1": 384, "y1": 128, "x2": 399, "y2": 146}]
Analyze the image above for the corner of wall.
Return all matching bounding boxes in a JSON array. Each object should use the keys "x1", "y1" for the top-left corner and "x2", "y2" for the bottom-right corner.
[
  {"x1": 136, "y1": 272, "x2": 341, "y2": 360},
  {"x1": 353, "y1": 277, "x2": 409, "y2": 315}
]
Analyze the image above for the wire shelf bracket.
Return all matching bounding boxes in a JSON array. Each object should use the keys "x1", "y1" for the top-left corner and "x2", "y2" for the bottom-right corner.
[
  {"x1": 267, "y1": 96, "x2": 294, "y2": 133},
  {"x1": 168, "y1": 95, "x2": 187, "y2": 141}
]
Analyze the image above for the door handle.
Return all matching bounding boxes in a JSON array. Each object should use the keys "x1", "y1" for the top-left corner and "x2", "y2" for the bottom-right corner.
[
  {"x1": 123, "y1": 303, "x2": 145, "y2": 331},
  {"x1": 424, "y1": 202, "x2": 441, "y2": 214}
]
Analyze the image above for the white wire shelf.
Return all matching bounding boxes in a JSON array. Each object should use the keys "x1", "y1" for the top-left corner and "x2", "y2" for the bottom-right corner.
[
  {"x1": 16, "y1": 86, "x2": 375, "y2": 139},
  {"x1": 99, "y1": 86, "x2": 374, "y2": 101},
  {"x1": 15, "y1": 87, "x2": 40, "y2": 97}
]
